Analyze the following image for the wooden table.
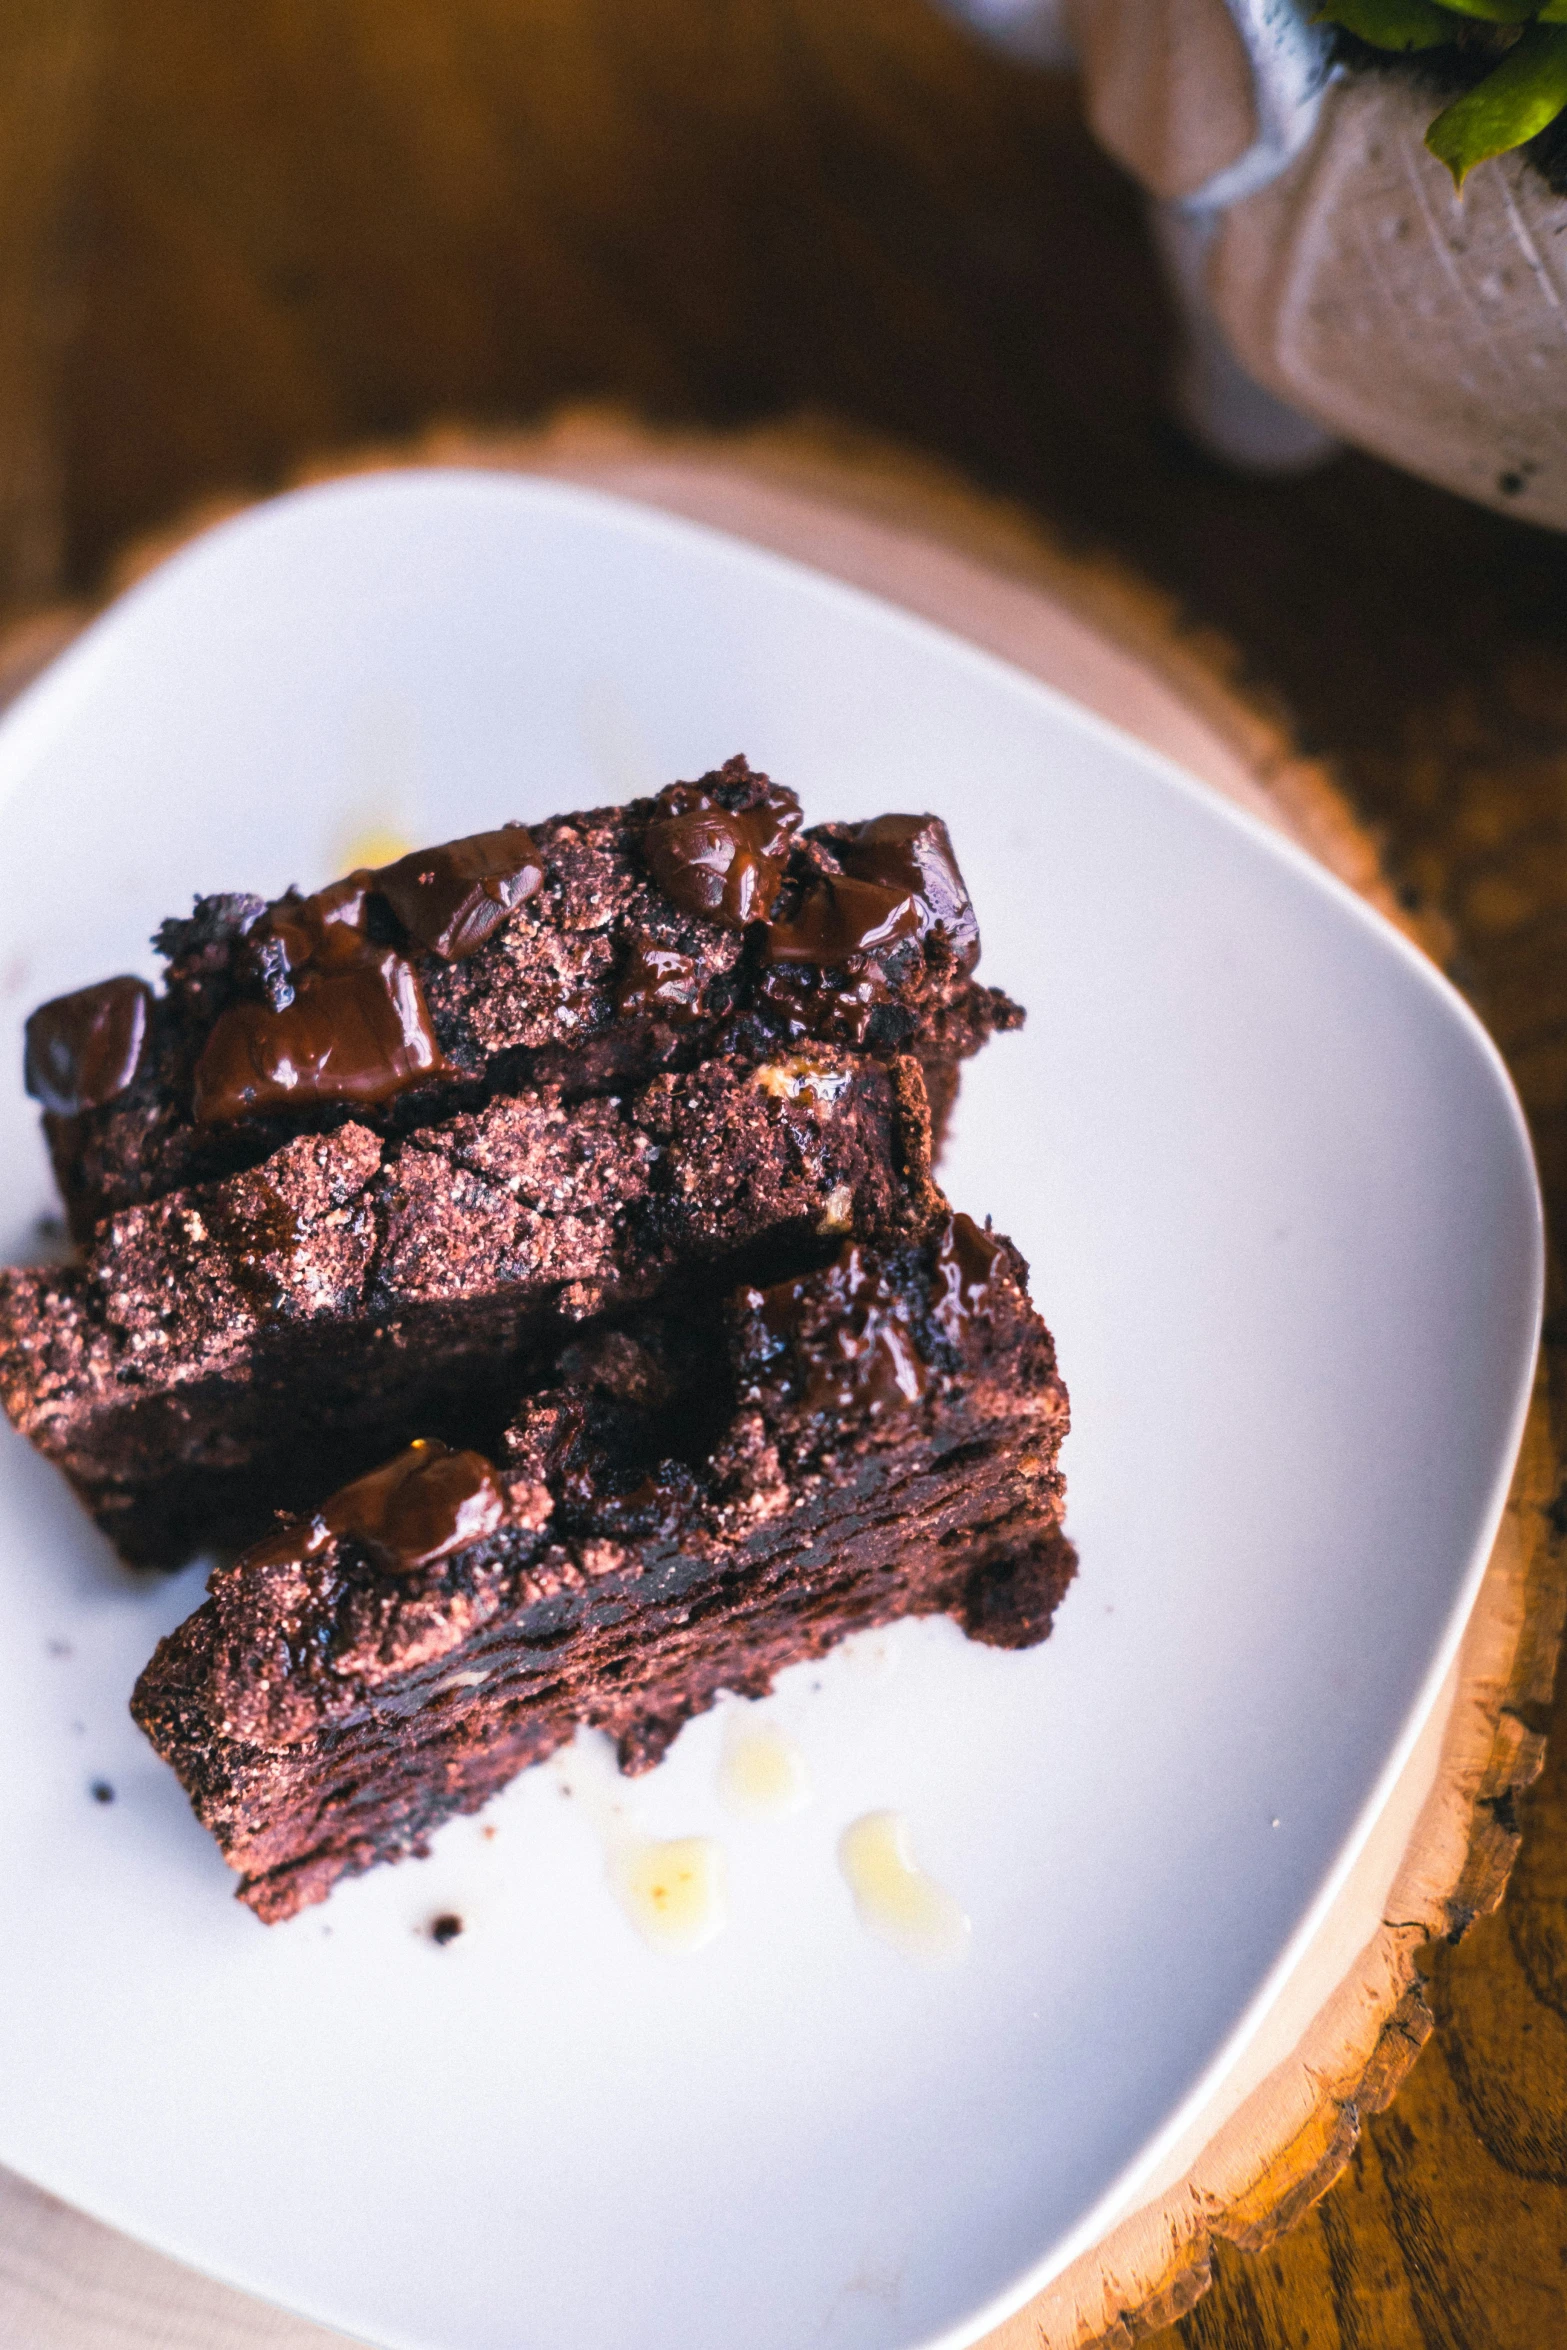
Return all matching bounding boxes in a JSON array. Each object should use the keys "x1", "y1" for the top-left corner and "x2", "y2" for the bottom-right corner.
[{"x1": 3, "y1": 6, "x2": 1566, "y2": 2344}]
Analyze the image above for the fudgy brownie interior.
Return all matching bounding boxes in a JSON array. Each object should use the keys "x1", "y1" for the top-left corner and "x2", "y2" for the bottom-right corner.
[
  {"x1": 132, "y1": 1217, "x2": 1074, "y2": 1923},
  {"x1": 0, "y1": 1049, "x2": 936, "y2": 1566}
]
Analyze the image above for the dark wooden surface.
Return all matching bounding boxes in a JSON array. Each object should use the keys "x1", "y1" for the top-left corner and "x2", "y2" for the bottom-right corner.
[{"x1": 4, "y1": 4, "x2": 1567, "y2": 2341}]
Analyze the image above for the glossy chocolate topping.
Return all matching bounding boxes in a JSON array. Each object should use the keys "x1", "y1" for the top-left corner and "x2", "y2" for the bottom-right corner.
[
  {"x1": 236, "y1": 1440, "x2": 507, "y2": 1578},
  {"x1": 930, "y1": 1212, "x2": 1004, "y2": 1340},
  {"x1": 191, "y1": 821, "x2": 550, "y2": 1123},
  {"x1": 372, "y1": 824, "x2": 542, "y2": 961},
  {"x1": 193, "y1": 874, "x2": 450, "y2": 1124},
  {"x1": 327, "y1": 1439, "x2": 508, "y2": 1570},
  {"x1": 193, "y1": 952, "x2": 448, "y2": 1123},
  {"x1": 615, "y1": 934, "x2": 701, "y2": 1022},
  {"x1": 839, "y1": 816, "x2": 979, "y2": 971},
  {"x1": 24, "y1": 975, "x2": 152, "y2": 1116},
  {"x1": 752, "y1": 1242, "x2": 930, "y2": 1416},
  {"x1": 765, "y1": 814, "x2": 978, "y2": 970},
  {"x1": 642, "y1": 777, "x2": 801, "y2": 929}
]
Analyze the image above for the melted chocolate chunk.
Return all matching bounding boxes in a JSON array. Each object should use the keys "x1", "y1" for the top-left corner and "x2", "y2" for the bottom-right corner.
[
  {"x1": 930, "y1": 1213, "x2": 1004, "y2": 1342},
  {"x1": 764, "y1": 813, "x2": 979, "y2": 971},
  {"x1": 188, "y1": 824, "x2": 549, "y2": 1122},
  {"x1": 838, "y1": 815, "x2": 979, "y2": 972},
  {"x1": 326, "y1": 1439, "x2": 507, "y2": 1571},
  {"x1": 642, "y1": 778, "x2": 801, "y2": 929},
  {"x1": 235, "y1": 1441, "x2": 507, "y2": 1579},
  {"x1": 258, "y1": 874, "x2": 374, "y2": 979},
  {"x1": 193, "y1": 953, "x2": 448, "y2": 1123},
  {"x1": 751, "y1": 963, "x2": 894, "y2": 1049},
  {"x1": 763, "y1": 876, "x2": 923, "y2": 967},
  {"x1": 615, "y1": 934, "x2": 701, "y2": 1022},
  {"x1": 751, "y1": 1242, "x2": 930, "y2": 1416},
  {"x1": 373, "y1": 825, "x2": 543, "y2": 961},
  {"x1": 24, "y1": 977, "x2": 152, "y2": 1115},
  {"x1": 193, "y1": 876, "x2": 451, "y2": 1124}
]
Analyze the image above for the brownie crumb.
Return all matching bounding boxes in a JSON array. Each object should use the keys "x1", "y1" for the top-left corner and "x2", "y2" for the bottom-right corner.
[
  {"x1": 90, "y1": 1780, "x2": 114, "y2": 1803},
  {"x1": 429, "y1": 1913, "x2": 464, "y2": 1946}
]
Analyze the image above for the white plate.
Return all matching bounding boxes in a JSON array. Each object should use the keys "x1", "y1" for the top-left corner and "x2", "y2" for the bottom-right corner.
[{"x1": 0, "y1": 474, "x2": 1541, "y2": 2350}]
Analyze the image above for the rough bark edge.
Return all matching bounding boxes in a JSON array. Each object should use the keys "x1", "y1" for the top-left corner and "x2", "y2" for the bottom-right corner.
[{"x1": 981, "y1": 1359, "x2": 1561, "y2": 2350}]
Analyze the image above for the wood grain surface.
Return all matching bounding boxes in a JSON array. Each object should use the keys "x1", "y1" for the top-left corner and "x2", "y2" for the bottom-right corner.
[{"x1": 1, "y1": 5, "x2": 1566, "y2": 2344}]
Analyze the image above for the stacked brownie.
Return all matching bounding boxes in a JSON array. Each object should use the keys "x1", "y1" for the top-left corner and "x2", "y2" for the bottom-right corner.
[{"x1": 2, "y1": 756, "x2": 1072, "y2": 1919}]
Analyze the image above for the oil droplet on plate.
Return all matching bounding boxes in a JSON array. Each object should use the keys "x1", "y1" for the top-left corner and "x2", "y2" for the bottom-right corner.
[
  {"x1": 838, "y1": 1811, "x2": 970, "y2": 1967},
  {"x1": 339, "y1": 823, "x2": 414, "y2": 870},
  {"x1": 609, "y1": 1835, "x2": 727, "y2": 1955},
  {"x1": 718, "y1": 1717, "x2": 811, "y2": 1819}
]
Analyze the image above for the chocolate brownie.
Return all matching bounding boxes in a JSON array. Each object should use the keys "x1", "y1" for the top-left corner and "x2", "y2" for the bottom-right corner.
[
  {"x1": 131, "y1": 1216, "x2": 1073, "y2": 1923},
  {"x1": 27, "y1": 758, "x2": 1021, "y2": 1236},
  {"x1": 0, "y1": 1050, "x2": 935, "y2": 1567}
]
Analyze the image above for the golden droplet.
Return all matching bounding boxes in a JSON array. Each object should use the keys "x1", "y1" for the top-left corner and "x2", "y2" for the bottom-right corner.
[
  {"x1": 717, "y1": 1718, "x2": 812, "y2": 1820},
  {"x1": 609, "y1": 1835, "x2": 727, "y2": 1954},
  {"x1": 838, "y1": 1811, "x2": 970, "y2": 1967}
]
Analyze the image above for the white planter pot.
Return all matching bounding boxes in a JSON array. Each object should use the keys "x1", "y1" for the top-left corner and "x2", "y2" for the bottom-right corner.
[
  {"x1": 940, "y1": 0, "x2": 1567, "y2": 529},
  {"x1": 1208, "y1": 71, "x2": 1567, "y2": 525}
]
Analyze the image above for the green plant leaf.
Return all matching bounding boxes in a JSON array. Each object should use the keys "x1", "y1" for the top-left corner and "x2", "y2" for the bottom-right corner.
[
  {"x1": 1427, "y1": 24, "x2": 1567, "y2": 184},
  {"x1": 1540, "y1": 0, "x2": 1567, "y2": 23},
  {"x1": 1314, "y1": 0, "x2": 1464, "y2": 46},
  {"x1": 1426, "y1": 0, "x2": 1535, "y2": 23}
]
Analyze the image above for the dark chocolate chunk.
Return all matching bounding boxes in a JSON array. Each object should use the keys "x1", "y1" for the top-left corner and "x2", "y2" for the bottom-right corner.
[
  {"x1": 430, "y1": 1914, "x2": 464, "y2": 1945},
  {"x1": 765, "y1": 813, "x2": 979, "y2": 970},
  {"x1": 193, "y1": 952, "x2": 450, "y2": 1123},
  {"x1": 748, "y1": 1241, "x2": 931, "y2": 1416},
  {"x1": 24, "y1": 977, "x2": 152, "y2": 1115},
  {"x1": 240, "y1": 1442, "x2": 509, "y2": 1577},
  {"x1": 839, "y1": 815, "x2": 980, "y2": 972},
  {"x1": 192, "y1": 876, "x2": 452, "y2": 1125},
  {"x1": 642, "y1": 777, "x2": 801, "y2": 929},
  {"x1": 615, "y1": 934, "x2": 701, "y2": 1022},
  {"x1": 763, "y1": 876, "x2": 923, "y2": 967},
  {"x1": 372, "y1": 825, "x2": 543, "y2": 961},
  {"x1": 324, "y1": 1440, "x2": 507, "y2": 1572},
  {"x1": 930, "y1": 1211, "x2": 1005, "y2": 1340}
]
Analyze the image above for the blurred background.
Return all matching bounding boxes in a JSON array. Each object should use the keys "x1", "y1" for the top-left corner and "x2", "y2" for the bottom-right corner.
[
  {"x1": 4, "y1": 6, "x2": 1567, "y2": 2346},
  {"x1": 8, "y1": 2, "x2": 1564, "y2": 1191}
]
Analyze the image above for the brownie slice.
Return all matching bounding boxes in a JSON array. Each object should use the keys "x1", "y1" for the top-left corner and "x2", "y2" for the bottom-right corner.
[
  {"x1": 27, "y1": 757, "x2": 1021, "y2": 1236},
  {"x1": 131, "y1": 1216, "x2": 1073, "y2": 1924},
  {"x1": 0, "y1": 1050, "x2": 935, "y2": 1567}
]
